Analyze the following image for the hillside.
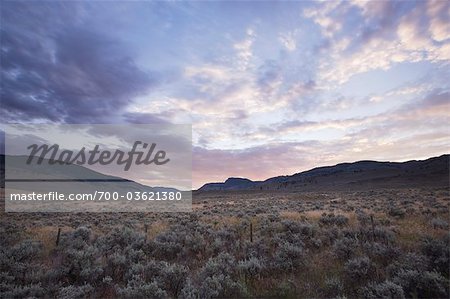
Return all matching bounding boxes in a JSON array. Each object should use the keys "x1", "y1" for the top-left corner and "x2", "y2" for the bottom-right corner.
[
  {"x1": 1, "y1": 154, "x2": 177, "y2": 193},
  {"x1": 199, "y1": 154, "x2": 449, "y2": 191}
]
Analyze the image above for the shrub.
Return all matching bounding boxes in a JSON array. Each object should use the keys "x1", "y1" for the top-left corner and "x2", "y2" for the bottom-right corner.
[
  {"x1": 0, "y1": 282, "x2": 45, "y2": 298},
  {"x1": 179, "y1": 279, "x2": 198, "y2": 299},
  {"x1": 359, "y1": 281, "x2": 405, "y2": 299},
  {"x1": 356, "y1": 211, "x2": 370, "y2": 226},
  {"x1": 388, "y1": 207, "x2": 405, "y2": 218},
  {"x1": 281, "y1": 220, "x2": 316, "y2": 238},
  {"x1": 430, "y1": 218, "x2": 449, "y2": 230},
  {"x1": 199, "y1": 252, "x2": 237, "y2": 280},
  {"x1": 0, "y1": 223, "x2": 24, "y2": 246},
  {"x1": 274, "y1": 280, "x2": 297, "y2": 297},
  {"x1": 319, "y1": 213, "x2": 349, "y2": 226},
  {"x1": 97, "y1": 226, "x2": 145, "y2": 252},
  {"x1": 238, "y1": 256, "x2": 265, "y2": 278},
  {"x1": 58, "y1": 284, "x2": 94, "y2": 299},
  {"x1": 363, "y1": 242, "x2": 399, "y2": 264},
  {"x1": 421, "y1": 236, "x2": 450, "y2": 276},
  {"x1": 373, "y1": 226, "x2": 395, "y2": 243},
  {"x1": 60, "y1": 244, "x2": 103, "y2": 284},
  {"x1": 116, "y1": 275, "x2": 167, "y2": 299},
  {"x1": 71, "y1": 226, "x2": 91, "y2": 242},
  {"x1": 272, "y1": 242, "x2": 306, "y2": 272},
  {"x1": 180, "y1": 231, "x2": 207, "y2": 258},
  {"x1": 243, "y1": 239, "x2": 271, "y2": 259},
  {"x1": 124, "y1": 260, "x2": 162, "y2": 283},
  {"x1": 198, "y1": 253, "x2": 246, "y2": 298},
  {"x1": 386, "y1": 253, "x2": 429, "y2": 277},
  {"x1": 321, "y1": 227, "x2": 340, "y2": 246},
  {"x1": 323, "y1": 277, "x2": 344, "y2": 298},
  {"x1": 198, "y1": 274, "x2": 247, "y2": 298},
  {"x1": 344, "y1": 256, "x2": 373, "y2": 282},
  {"x1": 332, "y1": 237, "x2": 356, "y2": 260},
  {"x1": 3, "y1": 239, "x2": 43, "y2": 283},
  {"x1": 393, "y1": 270, "x2": 449, "y2": 299},
  {"x1": 151, "y1": 231, "x2": 183, "y2": 261},
  {"x1": 158, "y1": 262, "x2": 188, "y2": 297}
]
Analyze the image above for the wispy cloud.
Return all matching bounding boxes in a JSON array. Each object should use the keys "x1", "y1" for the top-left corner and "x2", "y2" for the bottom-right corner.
[{"x1": 1, "y1": 1, "x2": 449, "y2": 188}]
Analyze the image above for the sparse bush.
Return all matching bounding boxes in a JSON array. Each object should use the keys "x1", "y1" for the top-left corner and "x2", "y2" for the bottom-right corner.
[
  {"x1": 0, "y1": 282, "x2": 45, "y2": 298},
  {"x1": 421, "y1": 236, "x2": 450, "y2": 276},
  {"x1": 97, "y1": 226, "x2": 145, "y2": 252},
  {"x1": 117, "y1": 275, "x2": 167, "y2": 298},
  {"x1": 359, "y1": 281, "x2": 405, "y2": 299},
  {"x1": 319, "y1": 213, "x2": 349, "y2": 226},
  {"x1": 321, "y1": 227, "x2": 340, "y2": 246},
  {"x1": 373, "y1": 226, "x2": 395, "y2": 243},
  {"x1": 332, "y1": 237, "x2": 357, "y2": 260},
  {"x1": 323, "y1": 277, "x2": 344, "y2": 298},
  {"x1": 431, "y1": 218, "x2": 449, "y2": 229},
  {"x1": 386, "y1": 253, "x2": 429, "y2": 277},
  {"x1": 199, "y1": 273, "x2": 247, "y2": 298},
  {"x1": 11, "y1": 239, "x2": 42, "y2": 264},
  {"x1": 179, "y1": 279, "x2": 198, "y2": 299},
  {"x1": 393, "y1": 270, "x2": 449, "y2": 298},
  {"x1": 199, "y1": 252, "x2": 237, "y2": 280},
  {"x1": 238, "y1": 256, "x2": 265, "y2": 278},
  {"x1": 344, "y1": 256, "x2": 373, "y2": 282},
  {"x1": 158, "y1": 262, "x2": 188, "y2": 297},
  {"x1": 388, "y1": 207, "x2": 406, "y2": 218},
  {"x1": 272, "y1": 242, "x2": 306, "y2": 272},
  {"x1": 0, "y1": 239, "x2": 44, "y2": 289},
  {"x1": 363, "y1": 242, "x2": 399, "y2": 263},
  {"x1": 58, "y1": 284, "x2": 94, "y2": 299},
  {"x1": 150, "y1": 231, "x2": 184, "y2": 261},
  {"x1": 281, "y1": 220, "x2": 316, "y2": 238},
  {"x1": 0, "y1": 187, "x2": 448, "y2": 298},
  {"x1": 356, "y1": 211, "x2": 370, "y2": 226}
]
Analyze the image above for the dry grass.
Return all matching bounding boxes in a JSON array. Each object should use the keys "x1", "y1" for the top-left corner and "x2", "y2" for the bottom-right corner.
[
  {"x1": 25, "y1": 225, "x2": 71, "y2": 257},
  {"x1": 280, "y1": 211, "x2": 304, "y2": 220},
  {"x1": 394, "y1": 213, "x2": 449, "y2": 249},
  {"x1": 144, "y1": 220, "x2": 169, "y2": 240}
]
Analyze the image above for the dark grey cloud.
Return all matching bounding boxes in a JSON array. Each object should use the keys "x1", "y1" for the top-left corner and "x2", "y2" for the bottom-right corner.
[
  {"x1": 122, "y1": 112, "x2": 171, "y2": 125},
  {"x1": 1, "y1": 2, "x2": 153, "y2": 124}
]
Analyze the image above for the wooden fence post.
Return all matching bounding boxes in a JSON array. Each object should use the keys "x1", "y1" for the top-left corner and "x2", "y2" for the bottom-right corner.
[
  {"x1": 56, "y1": 227, "x2": 61, "y2": 246},
  {"x1": 144, "y1": 223, "x2": 148, "y2": 244},
  {"x1": 370, "y1": 215, "x2": 375, "y2": 242}
]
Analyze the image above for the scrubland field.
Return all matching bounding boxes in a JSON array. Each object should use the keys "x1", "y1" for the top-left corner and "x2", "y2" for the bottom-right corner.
[{"x1": 1, "y1": 187, "x2": 449, "y2": 298}]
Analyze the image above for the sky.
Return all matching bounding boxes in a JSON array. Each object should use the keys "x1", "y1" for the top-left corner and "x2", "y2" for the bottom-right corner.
[{"x1": 1, "y1": 0, "x2": 449, "y2": 189}]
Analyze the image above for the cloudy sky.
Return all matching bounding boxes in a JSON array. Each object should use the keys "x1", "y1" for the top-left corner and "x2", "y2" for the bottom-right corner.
[{"x1": 1, "y1": 1, "x2": 449, "y2": 189}]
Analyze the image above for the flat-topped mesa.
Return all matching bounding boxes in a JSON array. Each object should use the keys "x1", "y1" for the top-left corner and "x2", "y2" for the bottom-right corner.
[{"x1": 199, "y1": 177, "x2": 256, "y2": 191}]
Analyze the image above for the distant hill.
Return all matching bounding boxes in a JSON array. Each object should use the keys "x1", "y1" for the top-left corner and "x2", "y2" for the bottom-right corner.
[
  {"x1": 1, "y1": 154, "x2": 178, "y2": 193},
  {"x1": 198, "y1": 154, "x2": 449, "y2": 191},
  {"x1": 199, "y1": 177, "x2": 254, "y2": 191}
]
